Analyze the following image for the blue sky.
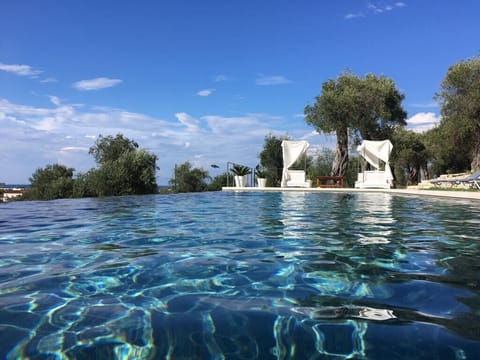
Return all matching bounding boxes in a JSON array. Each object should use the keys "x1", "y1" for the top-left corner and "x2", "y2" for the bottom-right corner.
[{"x1": 1, "y1": 1, "x2": 479, "y2": 184}]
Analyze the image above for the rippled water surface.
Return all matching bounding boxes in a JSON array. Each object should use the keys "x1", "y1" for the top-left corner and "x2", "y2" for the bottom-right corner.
[{"x1": 1, "y1": 191, "x2": 480, "y2": 359}]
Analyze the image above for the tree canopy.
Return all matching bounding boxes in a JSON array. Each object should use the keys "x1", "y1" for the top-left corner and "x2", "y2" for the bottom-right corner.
[
  {"x1": 208, "y1": 172, "x2": 229, "y2": 191},
  {"x1": 305, "y1": 71, "x2": 407, "y2": 176},
  {"x1": 89, "y1": 134, "x2": 139, "y2": 165},
  {"x1": 258, "y1": 133, "x2": 288, "y2": 187},
  {"x1": 308, "y1": 148, "x2": 335, "y2": 178},
  {"x1": 24, "y1": 134, "x2": 158, "y2": 200},
  {"x1": 435, "y1": 55, "x2": 480, "y2": 170},
  {"x1": 86, "y1": 134, "x2": 158, "y2": 196},
  {"x1": 169, "y1": 161, "x2": 210, "y2": 193},
  {"x1": 25, "y1": 164, "x2": 75, "y2": 200},
  {"x1": 390, "y1": 128, "x2": 429, "y2": 185}
]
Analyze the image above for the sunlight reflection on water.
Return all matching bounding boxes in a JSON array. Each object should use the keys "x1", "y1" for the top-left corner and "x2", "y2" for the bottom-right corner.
[{"x1": 1, "y1": 192, "x2": 480, "y2": 359}]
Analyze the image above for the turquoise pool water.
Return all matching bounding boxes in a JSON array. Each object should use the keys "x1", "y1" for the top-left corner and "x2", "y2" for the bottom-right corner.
[{"x1": 1, "y1": 191, "x2": 479, "y2": 359}]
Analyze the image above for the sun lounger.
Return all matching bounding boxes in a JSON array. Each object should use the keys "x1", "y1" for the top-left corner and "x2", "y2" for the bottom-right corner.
[{"x1": 430, "y1": 170, "x2": 480, "y2": 189}]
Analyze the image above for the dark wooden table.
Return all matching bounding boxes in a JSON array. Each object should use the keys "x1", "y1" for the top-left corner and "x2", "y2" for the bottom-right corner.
[{"x1": 316, "y1": 176, "x2": 344, "y2": 188}]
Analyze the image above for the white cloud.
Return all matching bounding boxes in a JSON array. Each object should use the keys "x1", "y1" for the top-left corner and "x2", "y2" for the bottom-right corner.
[
  {"x1": 410, "y1": 101, "x2": 438, "y2": 109},
  {"x1": 232, "y1": 94, "x2": 246, "y2": 102},
  {"x1": 0, "y1": 62, "x2": 42, "y2": 77},
  {"x1": 197, "y1": 88, "x2": 215, "y2": 97},
  {"x1": 214, "y1": 75, "x2": 228, "y2": 82},
  {"x1": 367, "y1": 3, "x2": 384, "y2": 14},
  {"x1": 346, "y1": 1, "x2": 406, "y2": 19},
  {"x1": 407, "y1": 112, "x2": 439, "y2": 133},
  {"x1": 175, "y1": 112, "x2": 200, "y2": 131},
  {"x1": 49, "y1": 96, "x2": 61, "y2": 106},
  {"x1": 40, "y1": 77, "x2": 58, "y2": 83},
  {"x1": 73, "y1": 77, "x2": 123, "y2": 91},
  {"x1": 60, "y1": 146, "x2": 88, "y2": 152},
  {"x1": 0, "y1": 97, "x2": 329, "y2": 184},
  {"x1": 0, "y1": 98, "x2": 174, "y2": 181},
  {"x1": 345, "y1": 13, "x2": 365, "y2": 19},
  {"x1": 256, "y1": 74, "x2": 292, "y2": 86},
  {"x1": 0, "y1": 99, "x2": 52, "y2": 117},
  {"x1": 202, "y1": 114, "x2": 271, "y2": 136}
]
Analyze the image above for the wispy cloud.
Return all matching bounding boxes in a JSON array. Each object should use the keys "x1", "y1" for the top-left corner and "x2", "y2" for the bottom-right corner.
[
  {"x1": 48, "y1": 95, "x2": 61, "y2": 106},
  {"x1": 175, "y1": 112, "x2": 200, "y2": 131},
  {"x1": 39, "y1": 77, "x2": 58, "y2": 83},
  {"x1": 256, "y1": 74, "x2": 292, "y2": 86},
  {"x1": 214, "y1": 75, "x2": 228, "y2": 82},
  {"x1": 73, "y1": 77, "x2": 122, "y2": 91},
  {"x1": 232, "y1": 94, "x2": 246, "y2": 102},
  {"x1": 409, "y1": 101, "x2": 438, "y2": 109},
  {"x1": 345, "y1": 12, "x2": 365, "y2": 20},
  {"x1": 197, "y1": 88, "x2": 215, "y2": 97},
  {"x1": 0, "y1": 96, "x2": 325, "y2": 184},
  {"x1": 407, "y1": 112, "x2": 439, "y2": 133},
  {"x1": 345, "y1": 1, "x2": 406, "y2": 19},
  {"x1": 0, "y1": 62, "x2": 42, "y2": 77}
]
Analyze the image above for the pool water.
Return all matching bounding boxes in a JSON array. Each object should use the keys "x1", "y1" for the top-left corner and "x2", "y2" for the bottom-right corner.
[{"x1": 1, "y1": 191, "x2": 480, "y2": 359}]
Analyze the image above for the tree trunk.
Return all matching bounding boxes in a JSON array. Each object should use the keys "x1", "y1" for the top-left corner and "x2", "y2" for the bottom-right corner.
[
  {"x1": 422, "y1": 162, "x2": 430, "y2": 180},
  {"x1": 332, "y1": 128, "x2": 349, "y2": 176},
  {"x1": 390, "y1": 164, "x2": 397, "y2": 188},
  {"x1": 471, "y1": 126, "x2": 480, "y2": 170},
  {"x1": 408, "y1": 166, "x2": 419, "y2": 185}
]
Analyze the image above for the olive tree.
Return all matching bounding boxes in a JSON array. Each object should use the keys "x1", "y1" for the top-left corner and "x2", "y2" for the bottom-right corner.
[
  {"x1": 305, "y1": 71, "x2": 406, "y2": 176},
  {"x1": 423, "y1": 126, "x2": 470, "y2": 176},
  {"x1": 208, "y1": 172, "x2": 229, "y2": 191},
  {"x1": 24, "y1": 134, "x2": 158, "y2": 200},
  {"x1": 26, "y1": 164, "x2": 75, "y2": 200},
  {"x1": 435, "y1": 55, "x2": 480, "y2": 170},
  {"x1": 258, "y1": 133, "x2": 288, "y2": 187},
  {"x1": 88, "y1": 133, "x2": 158, "y2": 196},
  {"x1": 308, "y1": 147, "x2": 335, "y2": 178},
  {"x1": 89, "y1": 134, "x2": 139, "y2": 164},
  {"x1": 170, "y1": 161, "x2": 210, "y2": 193},
  {"x1": 390, "y1": 128, "x2": 429, "y2": 185}
]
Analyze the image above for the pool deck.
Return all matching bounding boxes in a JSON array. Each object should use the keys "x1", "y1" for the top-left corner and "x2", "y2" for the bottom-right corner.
[{"x1": 222, "y1": 187, "x2": 480, "y2": 201}]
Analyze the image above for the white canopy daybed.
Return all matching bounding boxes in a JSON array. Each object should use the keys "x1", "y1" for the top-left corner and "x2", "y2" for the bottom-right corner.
[
  {"x1": 281, "y1": 140, "x2": 311, "y2": 188},
  {"x1": 355, "y1": 140, "x2": 393, "y2": 189}
]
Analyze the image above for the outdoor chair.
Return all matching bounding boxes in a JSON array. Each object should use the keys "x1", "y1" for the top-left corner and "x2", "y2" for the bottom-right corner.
[{"x1": 431, "y1": 170, "x2": 480, "y2": 189}]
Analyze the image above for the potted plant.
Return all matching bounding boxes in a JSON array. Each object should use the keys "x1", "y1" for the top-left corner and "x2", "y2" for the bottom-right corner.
[
  {"x1": 255, "y1": 165, "x2": 267, "y2": 188},
  {"x1": 231, "y1": 164, "x2": 251, "y2": 187}
]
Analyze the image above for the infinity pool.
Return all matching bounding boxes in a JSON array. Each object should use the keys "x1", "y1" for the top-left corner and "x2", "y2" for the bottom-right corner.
[{"x1": 1, "y1": 192, "x2": 479, "y2": 359}]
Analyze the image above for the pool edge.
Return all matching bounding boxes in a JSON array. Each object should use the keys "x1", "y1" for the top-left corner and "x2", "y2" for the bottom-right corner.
[{"x1": 221, "y1": 187, "x2": 480, "y2": 201}]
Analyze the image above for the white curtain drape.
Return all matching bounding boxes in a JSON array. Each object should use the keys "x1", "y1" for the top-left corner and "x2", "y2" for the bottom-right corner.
[
  {"x1": 357, "y1": 140, "x2": 393, "y2": 183},
  {"x1": 281, "y1": 140, "x2": 309, "y2": 187}
]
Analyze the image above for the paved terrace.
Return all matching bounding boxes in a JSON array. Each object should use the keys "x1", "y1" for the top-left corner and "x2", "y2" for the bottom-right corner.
[{"x1": 222, "y1": 187, "x2": 480, "y2": 201}]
